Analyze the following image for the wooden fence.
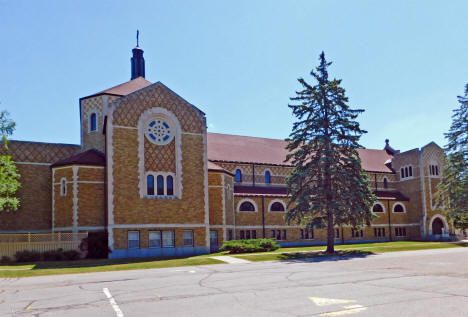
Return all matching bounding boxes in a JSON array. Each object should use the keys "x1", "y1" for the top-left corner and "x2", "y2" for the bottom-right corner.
[{"x1": 0, "y1": 232, "x2": 88, "y2": 259}]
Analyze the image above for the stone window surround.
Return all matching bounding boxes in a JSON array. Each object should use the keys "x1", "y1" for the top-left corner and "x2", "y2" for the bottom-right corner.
[
  {"x1": 88, "y1": 109, "x2": 99, "y2": 133},
  {"x1": 372, "y1": 202, "x2": 386, "y2": 213},
  {"x1": 392, "y1": 202, "x2": 406, "y2": 213},
  {"x1": 145, "y1": 171, "x2": 177, "y2": 198},
  {"x1": 428, "y1": 162, "x2": 440, "y2": 178},
  {"x1": 237, "y1": 198, "x2": 258, "y2": 212},
  {"x1": 60, "y1": 177, "x2": 67, "y2": 196},
  {"x1": 400, "y1": 165, "x2": 414, "y2": 180},
  {"x1": 138, "y1": 107, "x2": 182, "y2": 199},
  {"x1": 267, "y1": 199, "x2": 286, "y2": 213}
]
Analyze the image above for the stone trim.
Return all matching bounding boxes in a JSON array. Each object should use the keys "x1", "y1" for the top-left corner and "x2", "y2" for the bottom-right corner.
[
  {"x1": 237, "y1": 198, "x2": 258, "y2": 212},
  {"x1": 72, "y1": 166, "x2": 79, "y2": 233},
  {"x1": 371, "y1": 223, "x2": 420, "y2": 227},
  {"x1": 203, "y1": 130, "x2": 210, "y2": 248},
  {"x1": 114, "y1": 125, "x2": 138, "y2": 130},
  {"x1": 392, "y1": 202, "x2": 406, "y2": 213},
  {"x1": 15, "y1": 162, "x2": 51, "y2": 166},
  {"x1": 52, "y1": 169, "x2": 56, "y2": 232},
  {"x1": 107, "y1": 110, "x2": 115, "y2": 250},
  {"x1": 221, "y1": 174, "x2": 226, "y2": 241},
  {"x1": 267, "y1": 199, "x2": 287, "y2": 213},
  {"x1": 138, "y1": 107, "x2": 182, "y2": 198},
  {"x1": 419, "y1": 150, "x2": 428, "y2": 236},
  {"x1": 111, "y1": 223, "x2": 207, "y2": 229},
  {"x1": 54, "y1": 226, "x2": 106, "y2": 231},
  {"x1": 428, "y1": 214, "x2": 449, "y2": 235},
  {"x1": 52, "y1": 165, "x2": 104, "y2": 171},
  {"x1": 372, "y1": 202, "x2": 386, "y2": 213}
]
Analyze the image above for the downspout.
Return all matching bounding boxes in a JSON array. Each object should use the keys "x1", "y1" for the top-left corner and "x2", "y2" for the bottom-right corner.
[
  {"x1": 261, "y1": 196, "x2": 266, "y2": 238},
  {"x1": 387, "y1": 199, "x2": 392, "y2": 241}
]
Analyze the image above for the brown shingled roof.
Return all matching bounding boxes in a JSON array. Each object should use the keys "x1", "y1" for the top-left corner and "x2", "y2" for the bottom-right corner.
[
  {"x1": 51, "y1": 149, "x2": 105, "y2": 167},
  {"x1": 207, "y1": 133, "x2": 394, "y2": 173},
  {"x1": 81, "y1": 77, "x2": 152, "y2": 100}
]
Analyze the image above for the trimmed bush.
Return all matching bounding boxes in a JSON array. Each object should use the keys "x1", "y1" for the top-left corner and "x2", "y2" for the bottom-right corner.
[
  {"x1": 63, "y1": 250, "x2": 81, "y2": 261},
  {"x1": 15, "y1": 250, "x2": 41, "y2": 262},
  {"x1": 0, "y1": 256, "x2": 12, "y2": 264},
  {"x1": 219, "y1": 239, "x2": 280, "y2": 254},
  {"x1": 43, "y1": 248, "x2": 65, "y2": 261}
]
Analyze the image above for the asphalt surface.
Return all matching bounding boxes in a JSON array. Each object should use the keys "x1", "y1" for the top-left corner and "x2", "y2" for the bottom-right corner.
[{"x1": 1, "y1": 248, "x2": 467, "y2": 317}]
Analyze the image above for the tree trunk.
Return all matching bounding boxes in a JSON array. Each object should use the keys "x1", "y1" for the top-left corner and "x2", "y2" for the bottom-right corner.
[{"x1": 326, "y1": 208, "x2": 335, "y2": 253}]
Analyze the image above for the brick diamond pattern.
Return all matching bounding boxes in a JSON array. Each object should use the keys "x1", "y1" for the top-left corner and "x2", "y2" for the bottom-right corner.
[
  {"x1": 144, "y1": 138, "x2": 176, "y2": 172},
  {"x1": 113, "y1": 84, "x2": 204, "y2": 134},
  {"x1": 1, "y1": 141, "x2": 81, "y2": 163}
]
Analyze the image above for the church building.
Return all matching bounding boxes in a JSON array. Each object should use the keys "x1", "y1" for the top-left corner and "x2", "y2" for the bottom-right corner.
[{"x1": 0, "y1": 42, "x2": 453, "y2": 258}]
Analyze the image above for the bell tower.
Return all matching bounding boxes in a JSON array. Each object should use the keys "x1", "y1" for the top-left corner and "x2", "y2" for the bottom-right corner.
[{"x1": 131, "y1": 30, "x2": 145, "y2": 79}]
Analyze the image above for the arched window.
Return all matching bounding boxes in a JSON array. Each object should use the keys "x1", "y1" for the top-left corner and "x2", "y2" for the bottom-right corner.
[
  {"x1": 157, "y1": 175, "x2": 164, "y2": 195},
  {"x1": 235, "y1": 169, "x2": 242, "y2": 183},
  {"x1": 167, "y1": 175, "x2": 174, "y2": 196},
  {"x1": 90, "y1": 113, "x2": 97, "y2": 132},
  {"x1": 265, "y1": 170, "x2": 271, "y2": 184},
  {"x1": 383, "y1": 177, "x2": 388, "y2": 189},
  {"x1": 239, "y1": 201, "x2": 255, "y2": 212},
  {"x1": 393, "y1": 203, "x2": 405, "y2": 213},
  {"x1": 270, "y1": 201, "x2": 285, "y2": 212},
  {"x1": 372, "y1": 203, "x2": 384, "y2": 213},
  {"x1": 147, "y1": 175, "x2": 154, "y2": 195}
]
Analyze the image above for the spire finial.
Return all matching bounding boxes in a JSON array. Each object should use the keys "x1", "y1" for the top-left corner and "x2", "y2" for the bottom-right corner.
[{"x1": 136, "y1": 30, "x2": 139, "y2": 47}]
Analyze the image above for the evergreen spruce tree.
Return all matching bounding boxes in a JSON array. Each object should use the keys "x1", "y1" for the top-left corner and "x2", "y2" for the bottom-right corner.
[
  {"x1": 437, "y1": 84, "x2": 468, "y2": 232},
  {"x1": 285, "y1": 52, "x2": 376, "y2": 253},
  {"x1": 0, "y1": 110, "x2": 20, "y2": 211}
]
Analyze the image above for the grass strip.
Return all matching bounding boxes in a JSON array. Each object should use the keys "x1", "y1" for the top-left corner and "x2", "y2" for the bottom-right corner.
[{"x1": 0, "y1": 257, "x2": 223, "y2": 278}]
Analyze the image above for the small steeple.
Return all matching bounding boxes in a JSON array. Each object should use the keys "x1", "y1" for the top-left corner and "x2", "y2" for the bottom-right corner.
[{"x1": 131, "y1": 30, "x2": 145, "y2": 79}]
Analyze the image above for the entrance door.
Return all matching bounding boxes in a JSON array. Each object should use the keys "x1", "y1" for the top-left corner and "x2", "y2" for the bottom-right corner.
[
  {"x1": 210, "y1": 231, "x2": 218, "y2": 252},
  {"x1": 432, "y1": 218, "x2": 443, "y2": 235}
]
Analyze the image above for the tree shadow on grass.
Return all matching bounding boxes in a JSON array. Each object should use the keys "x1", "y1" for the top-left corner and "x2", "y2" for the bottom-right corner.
[{"x1": 276, "y1": 250, "x2": 374, "y2": 263}]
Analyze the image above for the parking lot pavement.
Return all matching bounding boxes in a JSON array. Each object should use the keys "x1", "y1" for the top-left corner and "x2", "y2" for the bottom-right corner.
[{"x1": 1, "y1": 248, "x2": 467, "y2": 317}]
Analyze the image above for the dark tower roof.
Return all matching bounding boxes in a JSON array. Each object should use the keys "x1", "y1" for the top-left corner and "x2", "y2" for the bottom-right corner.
[{"x1": 131, "y1": 30, "x2": 145, "y2": 79}]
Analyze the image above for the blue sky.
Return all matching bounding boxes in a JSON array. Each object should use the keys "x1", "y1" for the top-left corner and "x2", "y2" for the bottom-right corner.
[{"x1": 1, "y1": 0, "x2": 467, "y2": 152}]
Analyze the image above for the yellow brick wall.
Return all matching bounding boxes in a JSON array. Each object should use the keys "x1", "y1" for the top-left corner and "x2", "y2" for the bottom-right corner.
[{"x1": 53, "y1": 167, "x2": 74, "y2": 229}]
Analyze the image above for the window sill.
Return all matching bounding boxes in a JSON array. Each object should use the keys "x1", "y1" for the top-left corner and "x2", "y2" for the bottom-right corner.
[{"x1": 144, "y1": 195, "x2": 178, "y2": 199}]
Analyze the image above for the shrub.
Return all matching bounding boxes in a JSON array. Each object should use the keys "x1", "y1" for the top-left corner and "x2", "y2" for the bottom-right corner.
[
  {"x1": 0, "y1": 256, "x2": 12, "y2": 264},
  {"x1": 219, "y1": 239, "x2": 280, "y2": 254},
  {"x1": 43, "y1": 248, "x2": 65, "y2": 261},
  {"x1": 63, "y1": 250, "x2": 81, "y2": 261},
  {"x1": 15, "y1": 250, "x2": 41, "y2": 262},
  {"x1": 80, "y1": 231, "x2": 110, "y2": 258}
]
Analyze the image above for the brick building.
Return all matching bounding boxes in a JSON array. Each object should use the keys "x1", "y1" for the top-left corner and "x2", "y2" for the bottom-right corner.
[{"x1": 0, "y1": 44, "x2": 453, "y2": 258}]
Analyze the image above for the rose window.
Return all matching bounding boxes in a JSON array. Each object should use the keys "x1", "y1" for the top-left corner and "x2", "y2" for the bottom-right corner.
[{"x1": 145, "y1": 119, "x2": 174, "y2": 145}]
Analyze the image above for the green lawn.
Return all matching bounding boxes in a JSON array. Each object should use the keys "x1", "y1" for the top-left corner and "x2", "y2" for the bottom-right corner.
[
  {"x1": 0, "y1": 257, "x2": 223, "y2": 278},
  {"x1": 1, "y1": 241, "x2": 465, "y2": 278},
  {"x1": 232, "y1": 241, "x2": 467, "y2": 262}
]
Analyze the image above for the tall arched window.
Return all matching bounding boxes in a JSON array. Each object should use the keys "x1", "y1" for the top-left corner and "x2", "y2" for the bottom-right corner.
[
  {"x1": 265, "y1": 170, "x2": 271, "y2": 184},
  {"x1": 235, "y1": 169, "x2": 242, "y2": 182},
  {"x1": 60, "y1": 178, "x2": 67, "y2": 196},
  {"x1": 157, "y1": 175, "x2": 164, "y2": 195},
  {"x1": 90, "y1": 113, "x2": 97, "y2": 132},
  {"x1": 147, "y1": 175, "x2": 154, "y2": 195},
  {"x1": 167, "y1": 175, "x2": 174, "y2": 196},
  {"x1": 383, "y1": 177, "x2": 388, "y2": 189}
]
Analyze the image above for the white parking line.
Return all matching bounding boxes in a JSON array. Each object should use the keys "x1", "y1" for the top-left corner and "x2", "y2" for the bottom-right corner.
[{"x1": 103, "y1": 288, "x2": 124, "y2": 317}]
